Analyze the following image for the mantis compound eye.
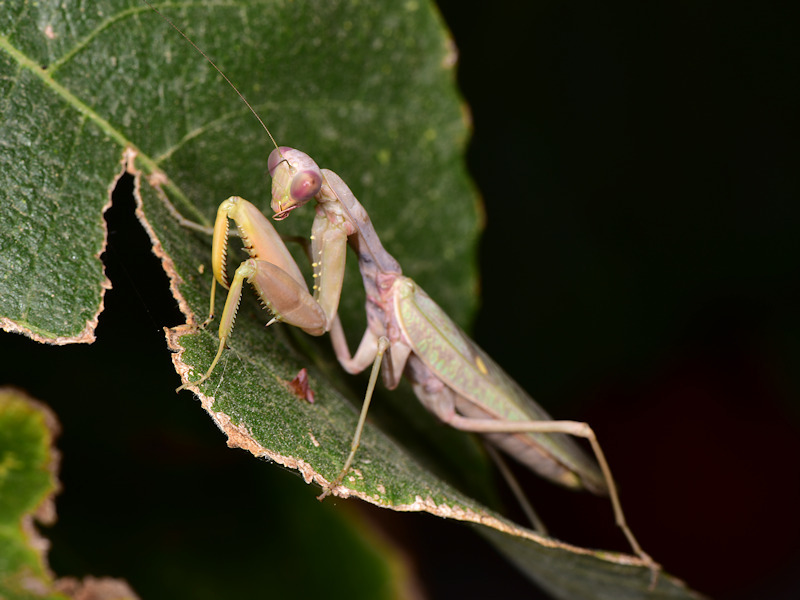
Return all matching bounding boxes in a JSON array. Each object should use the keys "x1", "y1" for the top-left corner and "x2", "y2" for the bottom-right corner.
[{"x1": 291, "y1": 169, "x2": 322, "y2": 203}]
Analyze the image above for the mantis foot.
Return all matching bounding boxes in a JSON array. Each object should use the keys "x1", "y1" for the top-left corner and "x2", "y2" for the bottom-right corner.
[{"x1": 316, "y1": 481, "x2": 338, "y2": 501}]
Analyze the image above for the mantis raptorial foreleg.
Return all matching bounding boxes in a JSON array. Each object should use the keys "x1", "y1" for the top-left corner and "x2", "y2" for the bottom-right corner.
[{"x1": 176, "y1": 192, "x2": 336, "y2": 390}]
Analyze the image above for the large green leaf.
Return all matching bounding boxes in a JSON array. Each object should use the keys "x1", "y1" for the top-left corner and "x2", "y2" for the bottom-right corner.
[{"x1": 0, "y1": 1, "x2": 704, "y2": 598}]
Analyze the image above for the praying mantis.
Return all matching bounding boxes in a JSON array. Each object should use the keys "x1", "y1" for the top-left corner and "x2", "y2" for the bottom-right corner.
[
  {"x1": 176, "y1": 151, "x2": 658, "y2": 576},
  {"x1": 148, "y1": 0, "x2": 659, "y2": 583}
]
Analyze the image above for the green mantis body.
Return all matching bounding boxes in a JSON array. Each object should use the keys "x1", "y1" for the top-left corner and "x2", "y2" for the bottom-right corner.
[{"x1": 179, "y1": 145, "x2": 658, "y2": 578}]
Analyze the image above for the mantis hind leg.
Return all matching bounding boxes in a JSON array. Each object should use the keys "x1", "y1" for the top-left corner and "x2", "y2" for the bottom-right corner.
[
  {"x1": 484, "y1": 444, "x2": 549, "y2": 535},
  {"x1": 446, "y1": 414, "x2": 660, "y2": 585}
]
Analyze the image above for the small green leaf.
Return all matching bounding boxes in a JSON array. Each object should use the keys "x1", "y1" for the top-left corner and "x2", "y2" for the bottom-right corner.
[{"x1": 0, "y1": 387, "x2": 63, "y2": 599}]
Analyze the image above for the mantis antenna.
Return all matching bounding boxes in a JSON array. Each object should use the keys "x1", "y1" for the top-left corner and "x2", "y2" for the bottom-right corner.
[{"x1": 141, "y1": 0, "x2": 281, "y2": 153}]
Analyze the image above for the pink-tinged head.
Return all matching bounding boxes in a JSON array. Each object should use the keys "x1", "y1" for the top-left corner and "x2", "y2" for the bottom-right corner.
[{"x1": 268, "y1": 147, "x2": 322, "y2": 220}]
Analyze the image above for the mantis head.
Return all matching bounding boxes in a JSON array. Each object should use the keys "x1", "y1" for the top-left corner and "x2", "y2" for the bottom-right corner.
[{"x1": 269, "y1": 147, "x2": 323, "y2": 220}]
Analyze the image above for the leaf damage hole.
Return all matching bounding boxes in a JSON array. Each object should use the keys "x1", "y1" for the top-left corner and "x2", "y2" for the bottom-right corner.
[{"x1": 102, "y1": 172, "x2": 184, "y2": 335}]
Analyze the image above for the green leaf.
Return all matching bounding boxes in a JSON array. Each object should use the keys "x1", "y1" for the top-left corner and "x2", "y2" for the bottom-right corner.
[
  {"x1": 0, "y1": 1, "x2": 704, "y2": 598},
  {"x1": 0, "y1": 388, "x2": 69, "y2": 599}
]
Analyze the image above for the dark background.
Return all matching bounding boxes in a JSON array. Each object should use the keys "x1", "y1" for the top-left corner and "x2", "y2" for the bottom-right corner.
[
  {"x1": 439, "y1": 0, "x2": 800, "y2": 598},
  {"x1": 2, "y1": 1, "x2": 799, "y2": 599}
]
